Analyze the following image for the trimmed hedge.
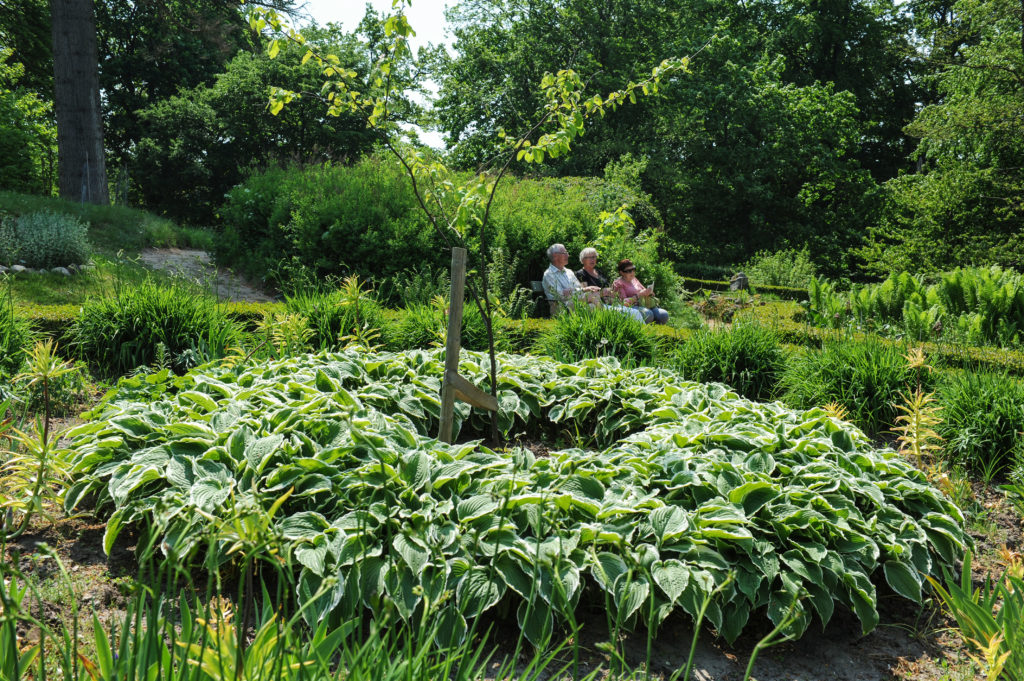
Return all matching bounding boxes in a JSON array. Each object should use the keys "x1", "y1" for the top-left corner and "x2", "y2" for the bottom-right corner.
[{"x1": 681, "y1": 276, "x2": 806, "y2": 301}]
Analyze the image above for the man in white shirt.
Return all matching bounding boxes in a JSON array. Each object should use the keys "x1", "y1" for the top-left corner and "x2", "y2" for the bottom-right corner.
[{"x1": 541, "y1": 243, "x2": 583, "y2": 316}]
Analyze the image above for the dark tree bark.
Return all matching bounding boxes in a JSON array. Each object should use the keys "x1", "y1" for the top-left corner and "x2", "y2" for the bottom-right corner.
[{"x1": 51, "y1": 0, "x2": 108, "y2": 204}]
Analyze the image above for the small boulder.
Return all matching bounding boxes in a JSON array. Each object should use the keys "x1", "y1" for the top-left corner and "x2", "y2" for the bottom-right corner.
[
  {"x1": 0, "y1": 265, "x2": 7, "y2": 274},
  {"x1": 52, "y1": 267, "x2": 71, "y2": 276},
  {"x1": 11, "y1": 265, "x2": 28, "y2": 274},
  {"x1": 730, "y1": 271, "x2": 749, "y2": 291}
]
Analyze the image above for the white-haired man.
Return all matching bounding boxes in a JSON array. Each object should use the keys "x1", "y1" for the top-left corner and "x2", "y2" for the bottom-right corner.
[{"x1": 542, "y1": 243, "x2": 584, "y2": 316}]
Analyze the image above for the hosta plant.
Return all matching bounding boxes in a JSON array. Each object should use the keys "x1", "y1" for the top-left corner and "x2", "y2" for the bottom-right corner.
[{"x1": 64, "y1": 350, "x2": 969, "y2": 646}]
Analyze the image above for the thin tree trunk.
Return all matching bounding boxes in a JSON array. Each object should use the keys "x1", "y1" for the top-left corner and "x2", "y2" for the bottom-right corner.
[{"x1": 51, "y1": 0, "x2": 108, "y2": 204}]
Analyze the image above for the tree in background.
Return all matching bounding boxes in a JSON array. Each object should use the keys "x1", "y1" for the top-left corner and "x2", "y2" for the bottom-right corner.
[
  {"x1": 432, "y1": 0, "x2": 916, "y2": 271},
  {"x1": 131, "y1": 25, "x2": 375, "y2": 223},
  {"x1": 95, "y1": 0, "x2": 262, "y2": 176},
  {"x1": 50, "y1": 0, "x2": 107, "y2": 204},
  {"x1": 860, "y1": 0, "x2": 1024, "y2": 274},
  {"x1": 0, "y1": 0, "x2": 52, "y2": 95},
  {"x1": 0, "y1": 48, "x2": 55, "y2": 194}
]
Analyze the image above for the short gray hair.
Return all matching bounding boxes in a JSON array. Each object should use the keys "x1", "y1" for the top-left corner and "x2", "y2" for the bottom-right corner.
[
  {"x1": 547, "y1": 243, "x2": 568, "y2": 260},
  {"x1": 579, "y1": 247, "x2": 597, "y2": 263}
]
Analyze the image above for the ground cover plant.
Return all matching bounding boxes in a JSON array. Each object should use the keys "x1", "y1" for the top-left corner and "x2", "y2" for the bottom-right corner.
[
  {"x1": 63, "y1": 348, "x2": 969, "y2": 651},
  {"x1": 0, "y1": 210, "x2": 91, "y2": 269}
]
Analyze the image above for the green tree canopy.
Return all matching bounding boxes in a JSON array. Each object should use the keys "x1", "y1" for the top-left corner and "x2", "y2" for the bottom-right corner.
[
  {"x1": 860, "y1": 0, "x2": 1024, "y2": 274},
  {"x1": 433, "y1": 1, "x2": 884, "y2": 268},
  {"x1": 131, "y1": 24, "x2": 375, "y2": 223},
  {"x1": 0, "y1": 48, "x2": 55, "y2": 194}
]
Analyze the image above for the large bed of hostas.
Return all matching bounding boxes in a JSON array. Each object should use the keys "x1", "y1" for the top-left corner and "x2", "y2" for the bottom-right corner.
[{"x1": 64, "y1": 350, "x2": 968, "y2": 645}]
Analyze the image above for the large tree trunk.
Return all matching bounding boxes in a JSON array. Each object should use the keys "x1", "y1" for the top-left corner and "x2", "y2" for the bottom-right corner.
[{"x1": 51, "y1": 0, "x2": 107, "y2": 204}]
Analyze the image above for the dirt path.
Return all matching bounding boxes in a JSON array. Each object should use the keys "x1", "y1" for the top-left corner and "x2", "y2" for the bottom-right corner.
[{"x1": 138, "y1": 248, "x2": 276, "y2": 302}]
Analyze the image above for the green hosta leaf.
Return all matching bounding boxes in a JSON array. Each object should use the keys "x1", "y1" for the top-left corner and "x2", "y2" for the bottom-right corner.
[
  {"x1": 651, "y1": 559, "x2": 689, "y2": 603},
  {"x1": 882, "y1": 560, "x2": 922, "y2": 603},
  {"x1": 245, "y1": 433, "x2": 285, "y2": 473},
  {"x1": 295, "y1": 540, "x2": 329, "y2": 576},
  {"x1": 457, "y1": 494, "x2": 498, "y2": 523},
  {"x1": 188, "y1": 479, "x2": 231, "y2": 512},
  {"x1": 103, "y1": 508, "x2": 125, "y2": 555},
  {"x1": 400, "y1": 451, "x2": 431, "y2": 490},
  {"x1": 591, "y1": 552, "x2": 628, "y2": 593},
  {"x1": 728, "y1": 481, "x2": 779, "y2": 515},
  {"x1": 517, "y1": 599, "x2": 553, "y2": 647},
  {"x1": 393, "y1": 534, "x2": 430, "y2": 574},
  {"x1": 720, "y1": 601, "x2": 751, "y2": 645},
  {"x1": 457, "y1": 566, "x2": 506, "y2": 616},
  {"x1": 280, "y1": 512, "x2": 330, "y2": 540},
  {"x1": 180, "y1": 391, "x2": 218, "y2": 412},
  {"x1": 649, "y1": 506, "x2": 690, "y2": 543},
  {"x1": 384, "y1": 563, "x2": 421, "y2": 620},
  {"x1": 493, "y1": 554, "x2": 534, "y2": 598},
  {"x1": 297, "y1": 570, "x2": 345, "y2": 626},
  {"x1": 613, "y1": 573, "x2": 649, "y2": 622},
  {"x1": 434, "y1": 609, "x2": 467, "y2": 648},
  {"x1": 805, "y1": 582, "x2": 835, "y2": 627}
]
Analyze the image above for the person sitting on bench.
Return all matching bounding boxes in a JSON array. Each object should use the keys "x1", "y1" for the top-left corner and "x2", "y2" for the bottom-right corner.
[{"x1": 541, "y1": 243, "x2": 584, "y2": 315}]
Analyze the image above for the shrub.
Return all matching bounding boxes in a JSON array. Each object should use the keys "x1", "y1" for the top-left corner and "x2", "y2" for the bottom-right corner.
[
  {"x1": 70, "y1": 278, "x2": 241, "y2": 376},
  {"x1": 739, "y1": 247, "x2": 818, "y2": 289},
  {"x1": 936, "y1": 370, "x2": 1024, "y2": 479},
  {"x1": 0, "y1": 211, "x2": 90, "y2": 268},
  {"x1": 672, "y1": 324, "x2": 785, "y2": 401},
  {"x1": 283, "y1": 278, "x2": 387, "y2": 350},
  {"x1": 536, "y1": 306, "x2": 659, "y2": 366},
  {"x1": 376, "y1": 264, "x2": 450, "y2": 308},
  {"x1": 386, "y1": 299, "x2": 509, "y2": 353},
  {"x1": 216, "y1": 156, "x2": 673, "y2": 301},
  {"x1": 779, "y1": 337, "x2": 923, "y2": 436}
]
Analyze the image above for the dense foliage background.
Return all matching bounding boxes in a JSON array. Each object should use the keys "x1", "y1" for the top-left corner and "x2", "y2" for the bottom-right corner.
[{"x1": 0, "y1": 0, "x2": 1022, "y2": 279}]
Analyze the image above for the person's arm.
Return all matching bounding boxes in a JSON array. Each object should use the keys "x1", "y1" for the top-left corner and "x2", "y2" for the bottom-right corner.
[{"x1": 613, "y1": 278, "x2": 635, "y2": 305}]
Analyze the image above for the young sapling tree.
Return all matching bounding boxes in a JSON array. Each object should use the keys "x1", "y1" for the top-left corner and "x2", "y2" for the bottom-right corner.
[{"x1": 249, "y1": 1, "x2": 700, "y2": 442}]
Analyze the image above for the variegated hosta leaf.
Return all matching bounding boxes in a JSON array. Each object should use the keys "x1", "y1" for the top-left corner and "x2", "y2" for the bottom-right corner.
[{"x1": 67, "y1": 349, "x2": 971, "y2": 642}]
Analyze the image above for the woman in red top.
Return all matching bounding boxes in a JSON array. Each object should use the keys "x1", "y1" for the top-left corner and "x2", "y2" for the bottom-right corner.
[{"x1": 612, "y1": 259, "x2": 669, "y2": 324}]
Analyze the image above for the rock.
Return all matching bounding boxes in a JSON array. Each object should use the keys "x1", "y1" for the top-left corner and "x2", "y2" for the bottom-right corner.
[
  {"x1": 730, "y1": 271, "x2": 749, "y2": 291},
  {"x1": 51, "y1": 267, "x2": 71, "y2": 276},
  {"x1": 67, "y1": 263, "x2": 78, "y2": 272},
  {"x1": 11, "y1": 265, "x2": 27, "y2": 274},
  {"x1": 0, "y1": 265, "x2": 7, "y2": 274}
]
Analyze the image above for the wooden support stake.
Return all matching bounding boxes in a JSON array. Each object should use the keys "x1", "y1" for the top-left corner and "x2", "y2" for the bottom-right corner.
[
  {"x1": 438, "y1": 247, "x2": 467, "y2": 443},
  {"x1": 446, "y1": 370, "x2": 498, "y2": 412}
]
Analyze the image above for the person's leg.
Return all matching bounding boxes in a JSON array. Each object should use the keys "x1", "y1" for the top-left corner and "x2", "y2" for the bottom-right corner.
[
  {"x1": 640, "y1": 307, "x2": 654, "y2": 323},
  {"x1": 607, "y1": 305, "x2": 644, "y2": 323},
  {"x1": 653, "y1": 307, "x2": 669, "y2": 324}
]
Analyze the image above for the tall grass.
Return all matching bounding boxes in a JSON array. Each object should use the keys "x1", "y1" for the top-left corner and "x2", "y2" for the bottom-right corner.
[
  {"x1": 386, "y1": 298, "x2": 510, "y2": 353},
  {"x1": 779, "y1": 336, "x2": 924, "y2": 436},
  {"x1": 284, "y1": 277, "x2": 386, "y2": 350},
  {"x1": 536, "y1": 306, "x2": 659, "y2": 366},
  {"x1": 0, "y1": 277, "x2": 33, "y2": 380},
  {"x1": 70, "y1": 277, "x2": 240, "y2": 376},
  {"x1": 936, "y1": 369, "x2": 1024, "y2": 480},
  {"x1": 672, "y1": 324, "x2": 786, "y2": 401}
]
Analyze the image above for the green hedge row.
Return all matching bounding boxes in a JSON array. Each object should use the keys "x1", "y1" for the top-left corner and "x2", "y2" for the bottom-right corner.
[
  {"x1": 18, "y1": 298, "x2": 1024, "y2": 377},
  {"x1": 682, "y1": 276, "x2": 807, "y2": 301}
]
